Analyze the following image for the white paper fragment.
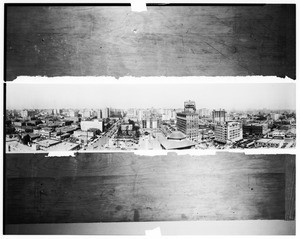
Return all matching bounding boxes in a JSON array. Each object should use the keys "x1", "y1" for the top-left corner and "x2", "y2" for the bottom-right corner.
[
  {"x1": 145, "y1": 227, "x2": 162, "y2": 237},
  {"x1": 131, "y1": 0, "x2": 147, "y2": 12},
  {"x1": 6, "y1": 149, "x2": 295, "y2": 156},
  {"x1": 176, "y1": 150, "x2": 216, "y2": 156},
  {"x1": 46, "y1": 151, "x2": 76, "y2": 157},
  {"x1": 244, "y1": 149, "x2": 296, "y2": 155},
  {"x1": 11, "y1": 75, "x2": 295, "y2": 84},
  {"x1": 134, "y1": 150, "x2": 168, "y2": 156}
]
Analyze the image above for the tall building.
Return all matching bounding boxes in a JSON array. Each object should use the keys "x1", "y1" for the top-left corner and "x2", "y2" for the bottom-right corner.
[
  {"x1": 171, "y1": 110, "x2": 176, "y2": 120},
  {"x1": 53, "y1": 109, "x2": 62, "y2": 115},
  {"x1": 214, "y1": 121, "x2": 243, "y2": 144},
  {"x1": 21, "y1": 109, "x2": 36, "y2": 118},
  {"x1": 151, "y1": 120, "x2": 158, "y2": 129},
  {"x1": 141, "y1": 117, "x2": 158, "y2": 129},
  {"x1": 102, "y1": 108, "x2": 110, "y2": 119},
  {"x1": 21, "y1": 110, "x2": 28, "y2": 118},
  {"x1": 270, "y1": 113, "x2": 281, "y2": 121},
  {"x1": 97, "y1": 109, "x2": 102, "y2": 119},
  {"x1": 199, "y1": 108, "x2": 211, "y2": 117},
  {"x1": 82, "y1": 110, "x2": 92, "y2": 118},
  {"x1": 142, "y1": 119, "x2": 147, "y2": 128},
  {"x1": 212, "y1": 109, "x2": 226, "y2": 123},
  {"x1": 69, "y1": 110, "x2": 78, "y2": 117},
  {"x1": 127, "y1": 108, "x2": 137, "y2": 118},
  {"x1": 176, "y1": 100, "x2": 199, "y2": 140},
  {"x1": 137, "y1": 110, "x2": 143, "y2": 122},
  {"x1": 146, "y1": 119, "x2": 151, "y2": 128}
]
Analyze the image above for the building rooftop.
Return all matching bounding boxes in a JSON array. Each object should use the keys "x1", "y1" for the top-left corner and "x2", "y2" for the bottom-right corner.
[
  {"x1": 177, "y1": 111, "x2": 199, "y2": 116},
  {"x1": 256, "y1": 138, "x2": 271, "y2": 143},
  {"x1": 41, "y1": 127, "x2": 54, "y2": 131},
  {"x1": 268, "y1": 139, "x2": 284, "y2": 144},
  {"x1": 56, "y1": 126, "x2": 77, "y2": 132},
  {"x1": 244, "y1": 123, "x2": 266, "y2": 126},
  {"x1": 37, "y1": 139, "x2": 61, "y2": 147},
  {"x1": 28, "y1": 133, "x2": 41, "y2": 139},
  {"x1": 167, "y1": 131, "x2": 187, "y2": 140},
  {"x1": 159, "y1": 132, "x2": 196, "y2": 150},
  {"x1": 47, "y1": 142, "x2": 79, "y2": 151},
  {"x1": 160, "y1": 139, "x2": 196, "y2": 150},
  {"x1": 76, "y1": 135, "x2": 93, "y2": 140}
]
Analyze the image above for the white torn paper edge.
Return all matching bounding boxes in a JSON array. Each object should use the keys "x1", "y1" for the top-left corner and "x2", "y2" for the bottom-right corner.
[
  {"x1": 5, "y1": 149, "x2": 296, "y2": 156},
  {"x1": 131, "y1": 0, "x2": 147, "y2": 12},
  {"x1": 134, "y1": 150, "x2": 168, "y2": 156},
  {"x1": 11, "y1": 75, "x2": 295, "y2": 84},
  {"x1": 145, "y1": 227, "x2": 162, "y2": 237},
  {"x1": 46, "y1": 151, "x2": 76, "y2": 157}
]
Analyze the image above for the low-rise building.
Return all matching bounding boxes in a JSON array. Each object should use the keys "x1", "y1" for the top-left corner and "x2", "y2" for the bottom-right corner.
[
  {"x1": 159, "y1": 131, "x2": 196, "y2": 150},
  {"x1": 55, "y1": 126, "x2": 77, "y2": 134},
  {"x1": 214, "y1": 121, "x2": 243, "y2": 144},
  {"x1": 34, "y1": 127, "x2": 54, "y2": 137},
  {"x1": 268, "y1": 130, "x2": 286, "y2": 139},
  {"x1": 243, "y1": 123, "x2": 269, "y2": 137},
  {"x1": 120, "y1": 123, "x2": 133, "y2": 135},
  {"x1": 73, "y1": 130, "x2": 95, "y2": 144},
  {"x1": 47, "y1": 141, "x2": 80, "y2": 151},
  {"x1": 270, "y1": 113, "x2": 281, "y2": 121},
  {"x1": 256, "y1": 138, "x2": 284, "y2": 148},
  {"x1": 37, "y1": 139, "x2": 61, "y2": 149},
  {"x1": 80, "y1": 120, "x2": 103, "y2": 132},
  {"x1": 12, "y1": 121, "x2": 26, "y2": 127},
  {"x1": 56, "y1": 133, "x2": 71, "y2": 140}
]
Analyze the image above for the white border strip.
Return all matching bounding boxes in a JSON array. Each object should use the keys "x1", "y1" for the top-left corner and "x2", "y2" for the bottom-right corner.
[{"x1": 10, "y1": 76, "x2": 296, "y2": 84}]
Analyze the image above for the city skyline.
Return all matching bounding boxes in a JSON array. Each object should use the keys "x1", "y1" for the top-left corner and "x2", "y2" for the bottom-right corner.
[{"x1": 6, "y1": 83, "x2": 296, "y2": 110}]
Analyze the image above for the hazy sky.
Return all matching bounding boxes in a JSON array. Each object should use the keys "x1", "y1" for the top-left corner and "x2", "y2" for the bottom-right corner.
[{"x1": 6, "y1": 83, "x2": 296, "y2": 110}]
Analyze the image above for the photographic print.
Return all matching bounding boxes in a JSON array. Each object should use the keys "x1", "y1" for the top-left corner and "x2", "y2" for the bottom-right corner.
[{"x1": 3, "y1": 2, "x2": 296, "y2": 236}]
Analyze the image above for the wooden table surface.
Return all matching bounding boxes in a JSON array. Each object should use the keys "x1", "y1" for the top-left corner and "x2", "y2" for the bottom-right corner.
[
  {"x1": 5, "y1": 5, "x2": 295, "y2": 80},
  {"x1": 4, "y1": 152, "x2": 295, "y2": 224}
]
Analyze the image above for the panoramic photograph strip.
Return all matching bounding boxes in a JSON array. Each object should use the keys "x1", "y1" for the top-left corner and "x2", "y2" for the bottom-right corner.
[{"x1": 5, "y1": 82, "x2": 296, "y2": 152}]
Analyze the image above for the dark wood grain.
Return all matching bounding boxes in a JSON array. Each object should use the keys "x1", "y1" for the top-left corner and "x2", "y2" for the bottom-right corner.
[
  {"x1": 5, "y1": 5, "x2": 295, "y2": 80},
  {"x1": 285, "y1": 156, "x2": 295, "y2": 220},
  {"x1": 4, "y1": 152, "x2": 294, "y2": 224}
]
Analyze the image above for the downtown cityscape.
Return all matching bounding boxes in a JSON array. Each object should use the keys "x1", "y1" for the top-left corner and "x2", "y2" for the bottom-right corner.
[
  {"x1": 5, "y1": 83, "x2": 296, "y2": 152},
  {"x1": 5, "y1": 101, "x2": 296, "y2": 152}
]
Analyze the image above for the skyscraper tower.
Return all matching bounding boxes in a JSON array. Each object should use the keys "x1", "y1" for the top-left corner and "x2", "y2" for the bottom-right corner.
[
  {"x1": 212, "y1": 109, "x2": 226, "y2": 124},
  {"x1": 176, "y1": 100, "x2": 199, "y2": 140},
  {"x1": 184, "y1": 100, "x2": 196, "y2": 113}
]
